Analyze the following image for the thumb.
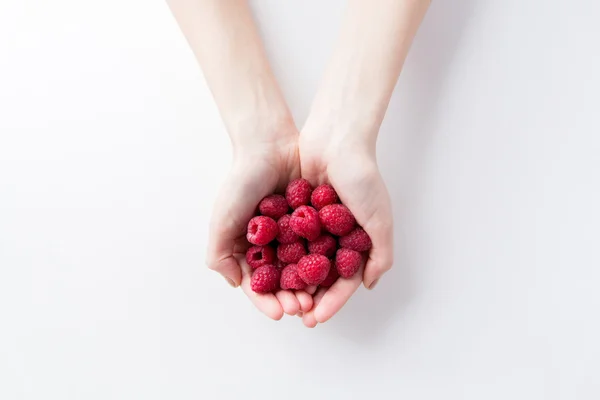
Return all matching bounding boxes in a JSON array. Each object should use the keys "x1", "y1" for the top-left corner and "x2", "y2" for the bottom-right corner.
[
  {"x1": 361, "y1": 208, "x2": 394, "y2": 289},
  {"x1": 207, "y1": 254, "x2": 242, "y2": 288},
  {"x1": 206, "y1": 174, "x2": 256, "y2": 288},
  {"x1": 206, "y1": 207, "x2": 244, "y2": 286}
]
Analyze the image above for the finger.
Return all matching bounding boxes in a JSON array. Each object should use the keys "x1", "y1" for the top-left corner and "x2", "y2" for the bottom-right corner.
[
  {"x1": 239, "y1": 257, "x2": 284, "y2": 320},
  {"x1": 298, "y1": 158, "x2": 325, "y2": 188},
  {"x1": 305, "y1": 285, "x2": 318, "y2": 295},
  {"x1": 209, "y1": 239, "x2": 251, "y2": 287},
  {"x1": 314, "y1": 263, "x2": 364, "y2": 324},
  {"x1": 362, "y1": 212, "x2": 394, "y2": 290},
  {"x1": 206, "y1": 172, "x2": 270, "y2": 287},
  {"x1": 206, "y1": 209, "x2": 244, "y2": 287},
  {"x1": 302, "y1": 288, "x2": 327, "y2": 328},
  {"x1": 295, "y1": 290, "x2": 313, "y2": 312},
  {"x1": 275, "y1": 290, "x2": 300, "y2": 315},
  {"x1": 362, "y1": 236, "x2": 393, "y2": 289},
  {"x1": 208, "y1": 256, "x2": 242, "y2": 288}
]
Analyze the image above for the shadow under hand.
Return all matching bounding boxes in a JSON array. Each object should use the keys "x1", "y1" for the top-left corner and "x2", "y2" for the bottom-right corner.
[{"x1": 322, "y1": 0, "x2": 479, "y2": 345}]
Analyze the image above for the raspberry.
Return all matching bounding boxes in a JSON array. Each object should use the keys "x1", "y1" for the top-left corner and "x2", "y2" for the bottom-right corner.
[
  {"x1": 339, "y1": 227, "x2": 372, "y2": 252},
  {"x1": 319, "y1": 267, "x2": 339, "y2": 288},
  {"x1": 290, "y1": 205, "x2": 321, "y2": 241},
  {"x1": 285, "y1": 178, "x2": 312, "y2": 209},
  {"x1": 250, "y1": 265, "x2": 280, "y2": 293},
  {"x1": 246, "y1": 216, "x2": 278, "y2": 246},
  {"x1": 318, "y1": 204, "x2": 356, "y2": 236},
  {"x1": 245, "y1": 245, "x2": 276, "y2": 269},
  {"x1": 258, "y1": 194, "x2": 289, "y2": 219},
  {"x1": 307, "y1": 234, "x2": 337, "y2": 258},
  {"x1": 297, "y1": 254, "x2": 331, "y2": 285},
  {"x1": 280, "y1": 264, "x2": 307, "y2": 290},
  {"x1": 276, "y1": 214, "x2": 299, "y2": 244},
  {"x1": 335, "y1": 248, "x2": 361, "y2": 278},
  {"x1": 311, "y1": 184, "x2": 339, "y2": 210},
  {"x1": 277, "y1": 241, "x2": 307, "y2": 264}
]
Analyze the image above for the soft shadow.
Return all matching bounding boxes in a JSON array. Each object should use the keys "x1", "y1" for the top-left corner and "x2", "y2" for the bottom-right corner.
[{"x1": 323, "y1": 0, "x2": 479, "y2": 344}]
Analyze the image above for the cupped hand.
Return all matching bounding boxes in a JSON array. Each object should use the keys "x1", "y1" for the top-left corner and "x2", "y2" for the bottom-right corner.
[
  {"x1": 206, "y1": 129, "x2": 313, "y2": 320},
  {"x1": 299, "y1": 128, "x2": 394, "y2": 327}
]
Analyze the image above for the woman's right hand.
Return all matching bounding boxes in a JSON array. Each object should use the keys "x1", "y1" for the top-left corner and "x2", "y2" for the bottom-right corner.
[{"x1": 298, "y1": 120, "x2": 394, "y2": 327}]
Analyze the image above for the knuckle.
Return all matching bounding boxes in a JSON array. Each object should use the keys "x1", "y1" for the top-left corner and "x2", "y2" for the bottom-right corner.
[
  {"x1": 382, "y1": 261, "x2": 393, "y2": 272},
  {"x1": 206, "y1": 259, "x2": 220, "y2": 272},
  {"x1": 374, "y1": 257, "x2": 393, "y2": 274},
  {"x1": 383, "y1": 254, "x2": 394, "y2": 272}
]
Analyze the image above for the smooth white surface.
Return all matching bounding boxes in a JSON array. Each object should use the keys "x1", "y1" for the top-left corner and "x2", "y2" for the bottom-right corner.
[{"x1": 1, "y1": 1, "x2": 600, "y2": 399}]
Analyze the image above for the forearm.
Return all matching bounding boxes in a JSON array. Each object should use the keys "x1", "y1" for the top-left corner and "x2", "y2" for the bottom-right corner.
[
  {"x1": 307, "y1": 0, "x2": 430, "y2": 143},
  {"x1": 167, "y1": 0, "x2": 293, "y2": 144}
]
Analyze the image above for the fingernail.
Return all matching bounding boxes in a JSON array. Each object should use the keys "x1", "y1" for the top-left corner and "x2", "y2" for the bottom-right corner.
[
  {"x1": 225, "y1": 277, "x2": 237, "y2": 288},
  {"x1": 368, "y1": 279, "x2": 379, "y2": 290}
]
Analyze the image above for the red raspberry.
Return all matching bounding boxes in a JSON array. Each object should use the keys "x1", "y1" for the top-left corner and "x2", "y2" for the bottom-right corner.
[
  {"x1": 297, "y1": 254, "x2": 331, "y2": 285},
  {"x1": 245, "y1": 245, "x2": 276, "y2": 269},
  {"x1": 280, "y1": 264, "x2": 307, "y2": 290},
  {"x1": 335, "y1": 248, "x2": 361, "y2": 278},
  {"x1": 277, "y1": 241, "x2": 307, "y2": 264},
  {"x1": 307, "y1": 234, "x2": 337, "y2": 258},
  {"x1": 250, "y1": 265, "x2": 280, "y2": 293},
  {"x1": 311, "y1": 184, "x2": 339, "y2": 210},
  {"x1": 290, "y1": 205, "x2": 321, "y2": 241},
  {"x1": 319, "y1": 266, "x2": 339, "y2": 288},
  {"x1": 318, "y1": 204, "x2": 356, "y2": 236},
  {"x1": 246, "y1": 216, "x2": 278, "y2": 246},
  {"x1": 258, "y1": 194, "x2": 289, "y2": 219},
  {"x1": 285, "y1": 178, "x2": 312, "y2": 209},
  {"x1": 276, "y1": 214, "x2": 299, "y2": 244},
  {"x1": 339, "y1": 227, "x2": 372, "y2": 252}
]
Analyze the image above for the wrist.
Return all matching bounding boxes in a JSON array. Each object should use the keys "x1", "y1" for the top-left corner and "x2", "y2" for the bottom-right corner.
[
  {"x1": 230, "y1": 112, "x2": 298, "y2": 155},
  {"x1": 300, "y1": 113, "x2": 379, "y2": 166},
  {"x1": 223, "y1": 79, "x2": 295, "y2": 142},
  {"x1": 304, "y1": 72, "x2": 390, "y2": 150},
  {"x1": 302, "y1": 102, "x2": 381, "y2": 150}
]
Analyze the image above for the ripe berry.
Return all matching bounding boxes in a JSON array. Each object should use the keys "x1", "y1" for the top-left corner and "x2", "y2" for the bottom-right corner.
[
  {"x1": 280, "y1": 264, "x2": 307, "y2": 290},
  {"x1": 311, "y1": 184, "x2": 339, "y2": 210},
  {"x1": 285, "y1": 178, "x2": 312, "y2": 209},
  {"x1": 339, "y1": 227, "x2": 372, "y2": 252},
  {"x1": 251, "y1": 265, "x2": 280, "y2": 293},
  {"x1": 245, "y1": 245, "x2": 276, "y2": 269},
  {"x1": 318, "y1": 204, "x2": 356, "y2": 236},
  {"x1": 297, "y1": 254, "x2": 331, "y2": 285},
  {"x1": 246, "y1": 216, "x2": 278, "y2": 246},
  {"x1": 277, "y1": 241, "x2": 307, "y2": 264},
  {"x1": 290, "y1": 205, "x2": 321, "y2": 241},
  {"x1": 307, "y1": 234, "x2": 337, "y2": 258},
  {"x1": 335, "y1": 248, "x2": 362, "y2": 278},
  {"x1": 276, "y1": 214, "x2": 300, "y2": 244},
  {"x1": 258, "y1": 194, "x2": 289, "y2": 219}
]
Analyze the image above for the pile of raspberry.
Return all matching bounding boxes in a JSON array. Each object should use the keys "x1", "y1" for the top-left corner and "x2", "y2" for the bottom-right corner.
[{"x1": 246, "y1": 179, "x2": 372, "y2": 293}]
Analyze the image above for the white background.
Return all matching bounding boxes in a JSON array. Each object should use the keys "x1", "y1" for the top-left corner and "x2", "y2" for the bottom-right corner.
[{"x1": 1, "y1": 1, "x2": 599, "y2": 399}]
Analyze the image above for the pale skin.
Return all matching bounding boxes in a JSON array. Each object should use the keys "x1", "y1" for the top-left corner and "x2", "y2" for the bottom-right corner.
[{"x1": 167, "y1": 0, "x2": 430, "y2": 327}]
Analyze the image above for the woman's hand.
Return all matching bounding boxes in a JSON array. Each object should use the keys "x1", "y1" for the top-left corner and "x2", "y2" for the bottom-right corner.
[
  {"x1": 169, "y1": 0, "x2": 316, "y2": 321},
  {"x1": 293, "y1": 0, "x2": 430, "y2": 327},
  {"x1": 298, "y1": 124, "x2": 394, "y2": 327},
  {"x1": 206, "y1": 126, "x2": 313, "y2": 320}
]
